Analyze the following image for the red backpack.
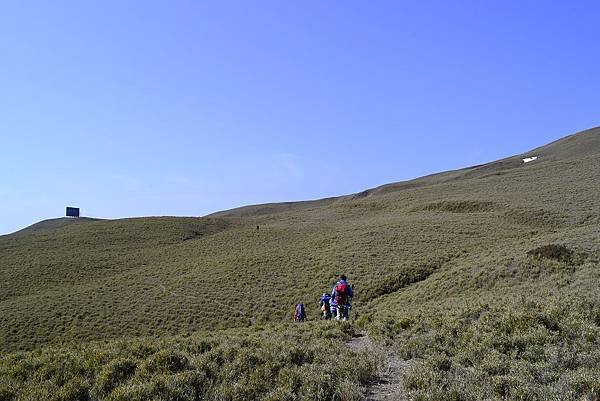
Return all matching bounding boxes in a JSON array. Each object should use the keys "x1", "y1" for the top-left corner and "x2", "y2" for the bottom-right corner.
[{"x1": 334, "y1": 282, "x2": 349, "y2": 305}]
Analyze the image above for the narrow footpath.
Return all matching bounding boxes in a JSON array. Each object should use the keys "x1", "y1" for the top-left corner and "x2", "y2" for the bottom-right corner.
[{"x1": 346, "y1": 332, "x2": 412, "y2": 401}]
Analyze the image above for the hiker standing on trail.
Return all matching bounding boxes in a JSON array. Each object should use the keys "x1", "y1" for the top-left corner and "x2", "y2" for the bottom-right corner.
[
  {"x1": 320, "y1": 293, "x2": 332, "y2": 320},
  {"x1": 294, "y1": 303, "x2": 306, "y2": 322},
  {"x1": 331, "y1": 274, "x2": 353, "y2": 321}
]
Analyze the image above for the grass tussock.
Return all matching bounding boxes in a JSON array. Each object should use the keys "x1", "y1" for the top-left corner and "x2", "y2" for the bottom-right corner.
[
  {"x1": 372, "y1": 297, "x2": 600, "y2": 401},
  {"x1": 527, "y1": 244, "x2": 575, "y2": 263},
  {"x1": 0, "y1": 323, "x2": 376, "y2": 401}
]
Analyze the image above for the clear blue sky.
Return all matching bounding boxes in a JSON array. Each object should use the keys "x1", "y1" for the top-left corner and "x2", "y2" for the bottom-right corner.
[{"x1": 1, "y1": 1, "x2": 599, "y2": 234}]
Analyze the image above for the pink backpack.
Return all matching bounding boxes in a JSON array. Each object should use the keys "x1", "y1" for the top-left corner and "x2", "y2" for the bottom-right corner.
[{"x1": 334, "y1": 283, "x2": 349, "y2": 304}]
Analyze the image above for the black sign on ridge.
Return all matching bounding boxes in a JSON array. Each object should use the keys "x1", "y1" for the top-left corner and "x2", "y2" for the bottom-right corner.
[{"x1": 66, "y1": 207, "x2": 80, "y2": 218}]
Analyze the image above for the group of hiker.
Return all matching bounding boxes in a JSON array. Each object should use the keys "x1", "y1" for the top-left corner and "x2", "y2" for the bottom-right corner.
[{"x1": 294, "y1": 274, "x2": 354, "y2": 322}]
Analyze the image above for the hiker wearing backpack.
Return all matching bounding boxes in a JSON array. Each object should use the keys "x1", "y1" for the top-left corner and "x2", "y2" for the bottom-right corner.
[
  {"x1": 320, "y1": 293, "x2": 332, "y2": 320},
  {"x1": 294, "y1": 303, "x2": 306, "y2": 322},
  {"x1": 329, "y1": 297, "x2": 338, "y2": 320},
  {"x1": 331, "y1": 275, "x2": 353, "y2": 321}
]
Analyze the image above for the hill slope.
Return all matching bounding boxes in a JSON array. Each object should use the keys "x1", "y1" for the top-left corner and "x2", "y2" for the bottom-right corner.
[
  {"x1": 1, "y1": 127, "x2": 600, "y2": 400},
  {"x1": 10, "y1": 217, "x2": 101, "y2": 236},
  {"x1": 210, "y1": 126, "x2": 600, "y2": 217},
  {"x1": 1, "y1": 127, "x2": 599, "y2": 351}
]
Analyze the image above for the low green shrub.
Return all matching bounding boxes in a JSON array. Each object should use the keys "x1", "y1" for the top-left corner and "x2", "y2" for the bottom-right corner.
[
  {"x1": 92, "y1": 358, "x2": 137, "y2": 398},
  {"x1": 0, "y1": 323, "x2": 376, "y2": 401},
  {"x1": 377, "y1": 297, "x2": 600, "y2": 401}
]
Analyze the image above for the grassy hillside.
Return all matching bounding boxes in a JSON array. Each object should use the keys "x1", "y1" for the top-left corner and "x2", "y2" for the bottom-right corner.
[
  {"x1": 0, "y1": 322, "x2": 376, "y2": 401},
  {"x1": 1, "y1": 127, "x2": 599, "y2": 400},
  {"x1": 12, "y1": 217, "x2": 101, "y2": 235}
]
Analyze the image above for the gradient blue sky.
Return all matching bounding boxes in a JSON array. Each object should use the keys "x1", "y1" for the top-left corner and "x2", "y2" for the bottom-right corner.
[{"x1": 1, "y1": 1, "x2": 599, "y2": 234}]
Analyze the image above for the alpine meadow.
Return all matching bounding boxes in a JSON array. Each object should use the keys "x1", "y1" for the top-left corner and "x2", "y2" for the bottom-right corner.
[{"x1": 1, "y1": 127, "x2": 600, "y2": 400}]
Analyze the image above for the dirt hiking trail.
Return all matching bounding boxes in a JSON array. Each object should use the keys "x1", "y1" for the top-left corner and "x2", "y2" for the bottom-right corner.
[{"x1": 346, "y1": 332, "x2": 412, "y2": 401}]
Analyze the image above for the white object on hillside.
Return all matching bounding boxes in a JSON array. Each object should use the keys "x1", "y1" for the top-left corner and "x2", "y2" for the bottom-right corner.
[{"x1": 523, "y1": 156, "x2": 538, "y2": 163}]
